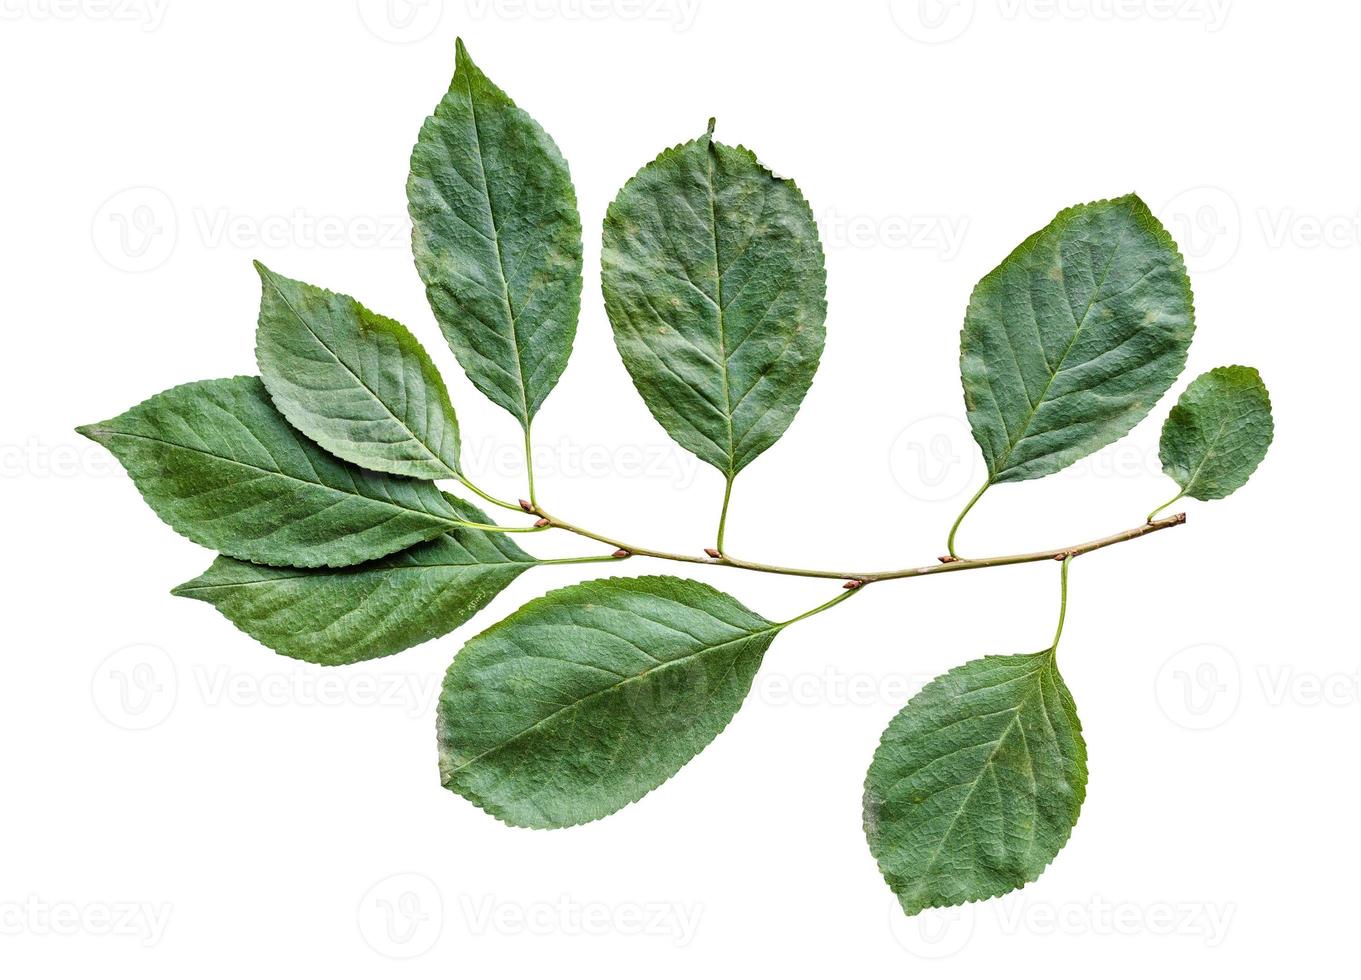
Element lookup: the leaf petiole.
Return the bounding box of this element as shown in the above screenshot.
[523,424,538,507]
[1146,490,1186,524]
[452,519,549,534]
[455,473,524,513]
[1050,554,1074,654]
[716,474,734,554]
[946,480,990,559]
[536,553,631,566]
[777,585,862,629]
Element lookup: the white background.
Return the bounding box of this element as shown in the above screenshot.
[1,0,1353,974]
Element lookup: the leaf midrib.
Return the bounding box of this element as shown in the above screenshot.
[463,77,532,427]
[260,268,453,475]
[95,428,457,526]
[1177,414,1232,495]
[987,232,1125,478]
[444,621,780,778]
[177,557,536,591]
[703,138,737,477]
[911,661,1051,885]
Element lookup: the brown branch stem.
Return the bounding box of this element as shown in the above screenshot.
[528,507,1187,585]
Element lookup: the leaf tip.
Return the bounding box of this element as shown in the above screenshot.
[74,423,105,444]
[453,36,475,76]
[705,116,716,138]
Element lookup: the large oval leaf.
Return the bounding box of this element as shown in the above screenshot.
[1159,365,1273,502]
[438,575,780,828]
[173,498,537,665]
[407,39,582,428]
[78,376,467,568]
[602,124,827,477]
[864,652,1087,915]
[961,195,1195,483]
[254,262,463,480]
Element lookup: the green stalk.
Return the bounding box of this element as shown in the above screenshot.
[716,474,735,554]
[523,424,538,507]
[1050,554,1074,653]
[455,473,523,513]
[778,586,861,628]
[452,519,549,535]
[1147,490,1185,524]
[536,553,631,566]
[947,480,991,559]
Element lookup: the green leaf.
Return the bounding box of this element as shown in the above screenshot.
[1159,365,1273,502]
[864,651,1087,916]
[437,575,779,828]
[961,195,1195,484]
[78,376,472,568]
[407,38,582,428]
[601,122,827,477]
[254,262,462,481]
[172,497,536,665]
